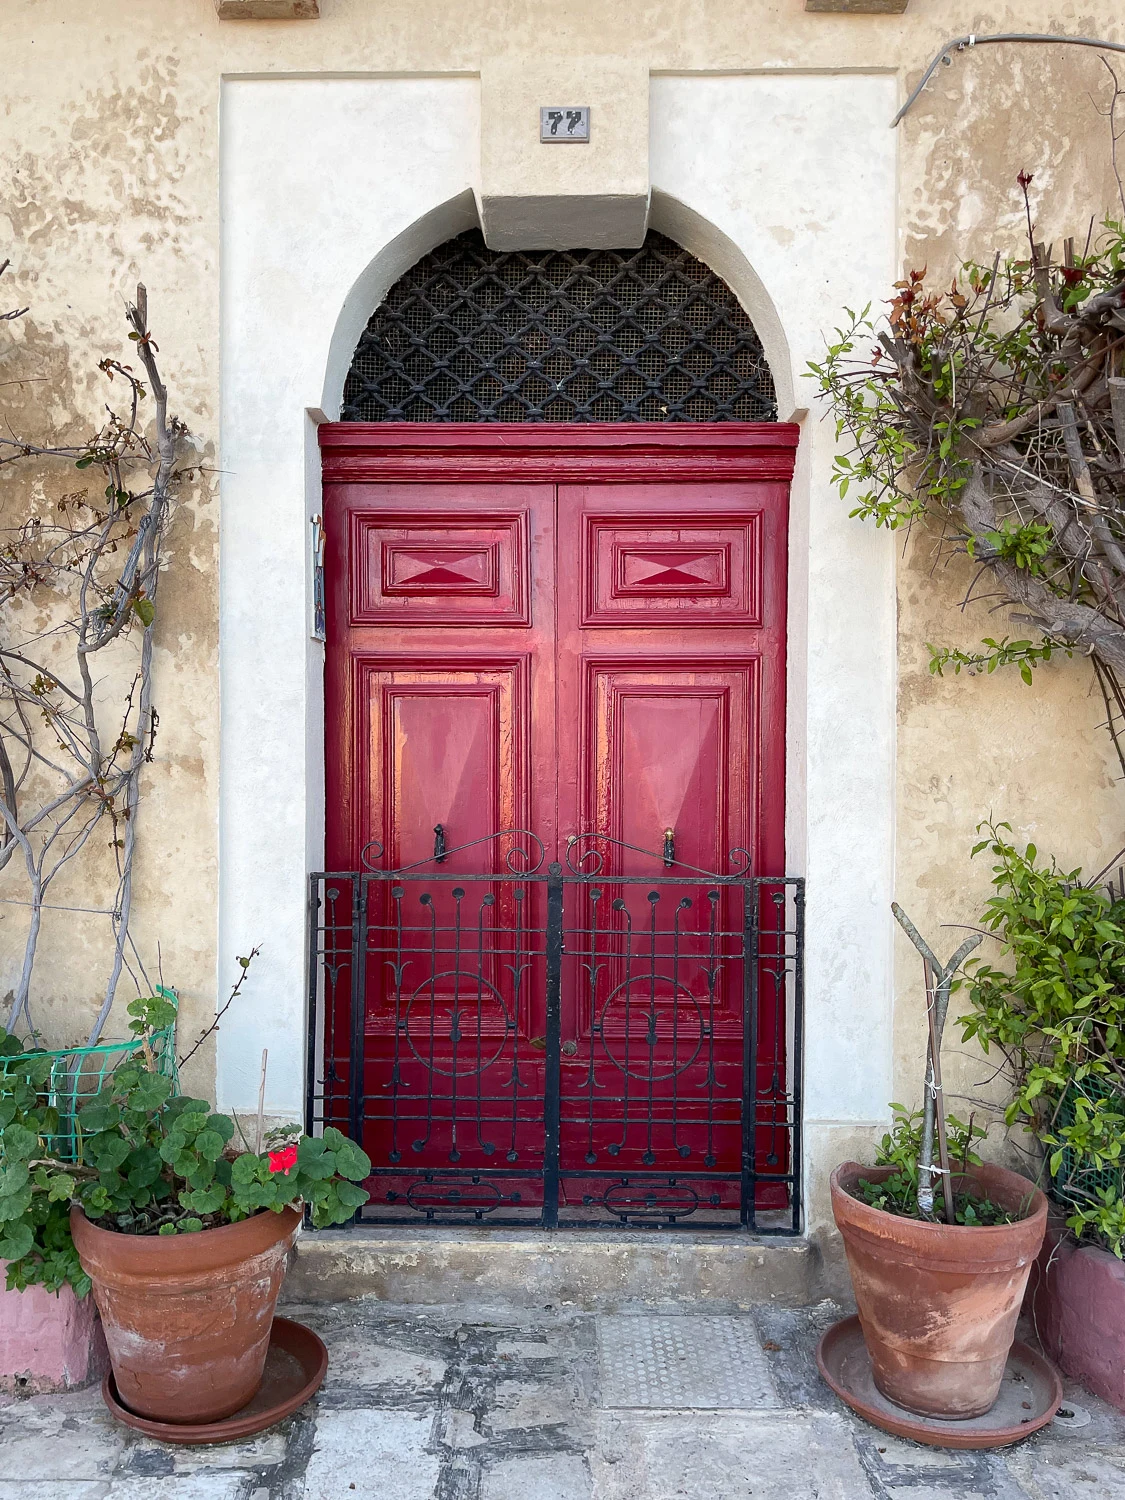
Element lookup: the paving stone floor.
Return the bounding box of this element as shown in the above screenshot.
[2,1299,1124,1499]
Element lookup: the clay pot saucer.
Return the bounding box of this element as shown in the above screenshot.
[817,1315,1062,1450]
[102,1317,327,1445]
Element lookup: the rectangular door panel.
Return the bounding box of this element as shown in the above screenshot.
[556,479,786,1206]
[588,662,754,877]
[359,660,525,873]
[572,658,757,1043]
[357,658,532,1039]
[582,515,761,625]
[351,509,530,625]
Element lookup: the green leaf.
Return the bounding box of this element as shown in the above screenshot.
[78,1102,120,1134]
[127,1072,172,1113]
[0,1223,34,1261]
[335,1181,370,1209]
[180,1185,227,1215]
[0,1162,31,1198]
[231,1153,263,1185]
[331,1138,372,1181]
[195,1129,226,1163]
[89,1135,131,1172]
[126,1147,163,1190]
[1,1123,39,1160]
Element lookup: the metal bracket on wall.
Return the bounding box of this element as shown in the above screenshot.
[215,0,319,18]
[805,1,907,12]
[310,515,326,643]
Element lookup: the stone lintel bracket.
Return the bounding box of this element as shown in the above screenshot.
[478,57,649,252]
[215,0,319,18]
[805,0,908,12]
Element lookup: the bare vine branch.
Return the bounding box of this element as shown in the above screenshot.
[0,259,187,1039]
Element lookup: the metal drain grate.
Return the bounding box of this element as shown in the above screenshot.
[597,1315,780,1410]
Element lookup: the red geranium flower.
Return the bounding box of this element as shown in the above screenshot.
[267,1143,299,1174]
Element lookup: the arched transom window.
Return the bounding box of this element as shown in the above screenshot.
[342,230,777,423]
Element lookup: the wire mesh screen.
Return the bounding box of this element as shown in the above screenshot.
[341,231,777,424]
[0,1024,178,1163]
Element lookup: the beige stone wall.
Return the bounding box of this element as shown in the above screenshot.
[0,0,1122,1140]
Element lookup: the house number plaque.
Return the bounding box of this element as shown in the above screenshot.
[540,106,590,143]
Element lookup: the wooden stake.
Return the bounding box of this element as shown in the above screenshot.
[255,1048,268,1154]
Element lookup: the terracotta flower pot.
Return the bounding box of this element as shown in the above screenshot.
[830,1161,1047,1419]
[70,1204,301,1423]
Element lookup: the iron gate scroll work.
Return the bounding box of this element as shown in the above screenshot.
[306,832,804,1232]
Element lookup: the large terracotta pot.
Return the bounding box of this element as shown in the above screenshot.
[71,1205,301,1423]
[831,1162,1047,1419]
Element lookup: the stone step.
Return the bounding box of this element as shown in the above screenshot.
[283,1227,822,1309]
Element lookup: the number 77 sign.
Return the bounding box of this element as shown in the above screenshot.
[540,106,591,143]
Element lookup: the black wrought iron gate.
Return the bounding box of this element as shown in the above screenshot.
[306,833,804,1233]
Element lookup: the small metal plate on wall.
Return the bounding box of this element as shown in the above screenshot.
[541,106,590,143]
[805,1,908,12]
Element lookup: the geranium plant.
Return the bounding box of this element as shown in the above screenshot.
[72,1061,371,1237]
[0,995,371,1291]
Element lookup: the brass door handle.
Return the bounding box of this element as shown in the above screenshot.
[663,828,675,868]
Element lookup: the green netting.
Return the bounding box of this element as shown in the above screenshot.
[1050,1075,1125,1206]
[0,1023,178,1163]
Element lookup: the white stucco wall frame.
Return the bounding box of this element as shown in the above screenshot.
[218,76,481,1116]
[219,71,899,1231]
[650,74,899,1214]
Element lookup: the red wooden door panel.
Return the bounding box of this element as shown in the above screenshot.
[325,484,556,1204]
[325,484,556,871]
[556,479,787,1204]
[557,479,786,873]
[321,428,795,1219]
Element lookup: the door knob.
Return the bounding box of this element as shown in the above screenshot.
[663,828,675,868]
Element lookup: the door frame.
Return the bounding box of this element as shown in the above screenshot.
[319,422,800,486]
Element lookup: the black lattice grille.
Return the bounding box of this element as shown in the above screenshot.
[341,231,777,423]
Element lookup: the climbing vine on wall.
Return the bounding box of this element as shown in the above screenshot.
[0,263,189,1040]
[811,170,1125,772]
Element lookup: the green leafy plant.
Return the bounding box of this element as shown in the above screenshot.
[960,823,1125,1254]
[853,1103,1016,1225]
[72,1057,370,1235]
[0,1029,89,1295]
[0,998,372,1287]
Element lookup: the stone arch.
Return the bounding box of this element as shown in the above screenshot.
[323,195,795,424]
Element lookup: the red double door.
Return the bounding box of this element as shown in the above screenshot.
[322,426,796,1211]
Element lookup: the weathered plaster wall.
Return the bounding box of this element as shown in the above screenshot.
[893,41,1125,1162]
[0,0,1122,1219]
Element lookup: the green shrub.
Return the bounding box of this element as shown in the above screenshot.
[852,1103,1017,1225]
[961,823,1125,1255]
